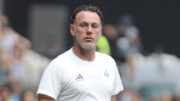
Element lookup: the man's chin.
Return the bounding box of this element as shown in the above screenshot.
[82,44,95,50]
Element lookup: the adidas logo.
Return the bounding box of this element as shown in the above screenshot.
[75,74,84,81]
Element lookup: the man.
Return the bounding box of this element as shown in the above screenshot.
[37,5,123,101]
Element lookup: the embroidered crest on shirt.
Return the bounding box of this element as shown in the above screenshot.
[104,69,109,77]
[75,74,84,81]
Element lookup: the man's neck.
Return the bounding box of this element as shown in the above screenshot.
[73,45,95,61]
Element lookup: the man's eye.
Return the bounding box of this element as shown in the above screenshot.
[80,25,85,27]
[92,24,99,28]
[79,24,86,27]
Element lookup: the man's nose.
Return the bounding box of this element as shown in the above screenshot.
[86,26,92,34]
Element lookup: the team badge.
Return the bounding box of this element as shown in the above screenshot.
[104,69,109,77]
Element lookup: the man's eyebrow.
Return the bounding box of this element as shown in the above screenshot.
[77,21,101,26]
[79,22,87,24]
[92,23,99,25]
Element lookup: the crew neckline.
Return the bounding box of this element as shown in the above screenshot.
[70,48,97,64]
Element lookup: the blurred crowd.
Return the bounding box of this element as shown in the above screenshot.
[0,10,50,101]
[0,8,180,101]
[96,14,180,101]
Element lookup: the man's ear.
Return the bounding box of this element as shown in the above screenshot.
[70,24,75,36]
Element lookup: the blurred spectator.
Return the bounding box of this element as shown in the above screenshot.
[0,14,31,82]
[161,91,172,101]
[173,95,180,101]
[118,90,142,101]
[96,35,111,55]
[116,14,142,80]
[21,89,36,101]
[0,6,50,101]
[0,15,16,73]
[9,79,23,101]
[0,83,14,101]
[117,14,142,56]
[0,12,45,101]
[103,24,121,61]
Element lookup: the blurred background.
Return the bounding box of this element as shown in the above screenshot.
[0,0,180,101]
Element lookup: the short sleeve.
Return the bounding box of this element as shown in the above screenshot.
[37,60,62,100]
[111,60,124,95]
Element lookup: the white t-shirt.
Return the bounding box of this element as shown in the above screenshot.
[37,48,123,101]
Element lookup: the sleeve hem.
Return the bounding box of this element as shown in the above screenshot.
[111,87,124,95]
[37,89,57,100]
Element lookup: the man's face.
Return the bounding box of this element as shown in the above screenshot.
[70,11,102,50]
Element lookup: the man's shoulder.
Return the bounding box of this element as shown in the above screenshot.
[96,51,115,62]
[52,48,72,63]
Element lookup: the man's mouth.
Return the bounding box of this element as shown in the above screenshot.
[84,37,94,42]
